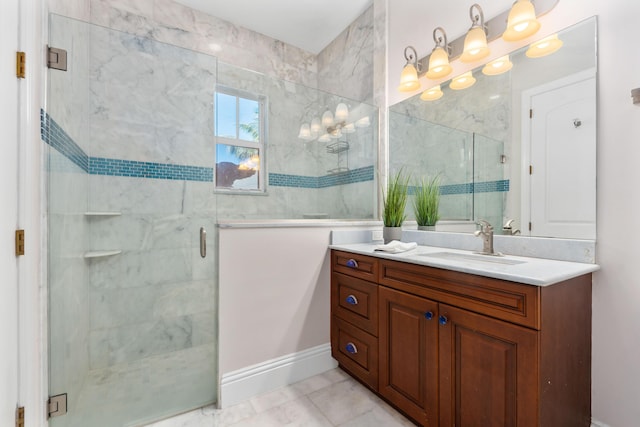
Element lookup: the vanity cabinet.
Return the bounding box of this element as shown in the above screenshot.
[331,250,592,427]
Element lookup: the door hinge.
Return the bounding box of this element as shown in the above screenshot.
[529,165,533,175]
[529,108,533,118]
[529,222,532,231]
[15,406,24,427]
[47,46,68,71]
[16,52,26,79]
[15,230,25,256]
[48,393,67,419]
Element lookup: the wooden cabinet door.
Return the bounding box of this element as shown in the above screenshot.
[438,304,538,427]
[379,286,439,426]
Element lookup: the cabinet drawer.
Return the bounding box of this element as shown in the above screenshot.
[332,272,378,336]
[332,250,378,282]
[331,316,378,390]
[380,259,540,329]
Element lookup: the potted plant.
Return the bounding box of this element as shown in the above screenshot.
[413,175,441,231]
[382,170,410,243]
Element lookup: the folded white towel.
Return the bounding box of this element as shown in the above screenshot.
[374,241,418,254]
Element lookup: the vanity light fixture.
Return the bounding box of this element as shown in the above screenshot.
[526,34,563,58]
[502,0,541,42]
[449,71,476,90]
[298,123,313,141]
[321,110,334,128]
[460,4,490,63]
[426,27,453,80]
[482,55,513,75]
[420,85,443,101]
[299,103,368,142]
[398,46,421,92]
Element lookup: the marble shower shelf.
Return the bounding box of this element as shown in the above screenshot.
[84,250,122,259]
[84,212,122,216]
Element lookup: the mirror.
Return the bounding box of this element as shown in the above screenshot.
[389,17,597,239]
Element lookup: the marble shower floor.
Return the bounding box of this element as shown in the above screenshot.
[145,368,416,427]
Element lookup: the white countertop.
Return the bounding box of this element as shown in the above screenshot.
[330,243,599,286]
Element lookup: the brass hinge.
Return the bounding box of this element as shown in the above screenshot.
[15,406,24,427]
[15,230,25,256]
[529,165,533,175]
[529,108,533,119]
[529,222,532,231]
[16,52,26,79]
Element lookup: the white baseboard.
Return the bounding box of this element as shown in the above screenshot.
[219,343,338,408]
[592,419,610,427]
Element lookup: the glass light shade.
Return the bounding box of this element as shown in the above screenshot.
[449,71,476,90]
[426,46,452,79]
[310,117,321,134]
[335,103,349,122]
[398,63,421,92]
[343,123,356,133]
[460,26,490,63]
[318,133,331,143]
[526,34,563,58]
[482,55,513,76]
[420,85,443,101]
[502,0,541,42]
[298,123,312,140]
[355,116,370,128]
[321,110,334,128]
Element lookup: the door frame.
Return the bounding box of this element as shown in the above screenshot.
[17,0,47,425]
[520,67,597,237]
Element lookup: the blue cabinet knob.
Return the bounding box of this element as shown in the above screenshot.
[346,259,359,269]
[439,315,448,326]
[424,311,434,320]
[345,342,358,354]
[346,295,358,305]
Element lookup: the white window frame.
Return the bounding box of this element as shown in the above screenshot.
[214,86,267,194]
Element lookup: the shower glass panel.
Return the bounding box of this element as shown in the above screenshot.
[46,15,218,426]
[473,133,506,229]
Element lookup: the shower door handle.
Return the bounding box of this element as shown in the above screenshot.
[200,227,207,258]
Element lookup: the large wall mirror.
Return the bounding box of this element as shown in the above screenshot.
[389,17,597,240]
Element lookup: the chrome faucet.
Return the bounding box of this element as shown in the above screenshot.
[502,219,521,236]
[474,219,496,255]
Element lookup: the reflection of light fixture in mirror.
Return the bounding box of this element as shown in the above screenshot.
[426,27,453,80]
[398,46,421,92]
[298,123,312,141]
[317,134,331,143]
[322,110,334,128]
[310,118,321,136]
[482,55,513,75]
[343,123,356,133]
[420,85,443,101]
[450,71,476,90]
[355,116,370,128]
[461,4,490,63]
[502,0,541,42]
[526,34,563,58]
[335,103,349,122]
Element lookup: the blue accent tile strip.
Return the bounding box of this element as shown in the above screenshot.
[270,166,375,189]
[40,109,89,172]
[89,157,213,182]
[438,179,510,195]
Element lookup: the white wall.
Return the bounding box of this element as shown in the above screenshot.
[388,1,640,425]
[218,226,333,374]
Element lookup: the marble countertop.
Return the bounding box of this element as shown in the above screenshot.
[330,243,599,286]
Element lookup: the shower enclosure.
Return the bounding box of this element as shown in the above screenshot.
[46,14,378,427]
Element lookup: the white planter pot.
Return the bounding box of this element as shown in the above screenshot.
[383,226,402,244]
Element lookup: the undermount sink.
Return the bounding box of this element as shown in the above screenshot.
[415,251,526,265]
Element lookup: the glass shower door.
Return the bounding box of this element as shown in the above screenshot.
[46,15,218,426]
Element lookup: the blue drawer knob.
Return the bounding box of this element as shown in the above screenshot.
[346,259,359,269]
[424,311,434,320]
[345,342,358,354]
[346,295,358,305]
[439,315,448,326]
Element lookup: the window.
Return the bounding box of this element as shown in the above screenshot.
[214,87,266,192]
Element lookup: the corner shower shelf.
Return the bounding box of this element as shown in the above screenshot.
[84,250,122,259]
[84,212,122,217]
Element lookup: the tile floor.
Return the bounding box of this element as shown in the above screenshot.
[145,368,415,427]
